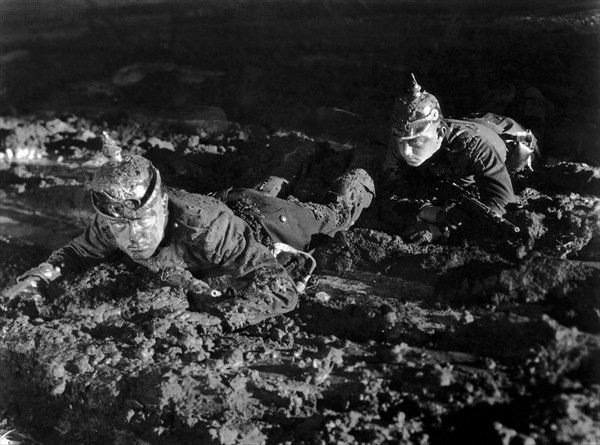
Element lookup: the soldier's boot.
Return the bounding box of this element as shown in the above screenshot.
[252,175,290,198]
[326,168,375,228]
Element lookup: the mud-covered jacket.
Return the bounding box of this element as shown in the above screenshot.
[41,188,298,330]
[383,118,516,214]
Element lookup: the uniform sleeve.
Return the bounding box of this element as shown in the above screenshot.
[45,215,119,276]
[470,140,516,214]
[184,210,298,330]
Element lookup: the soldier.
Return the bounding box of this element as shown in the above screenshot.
[9,132,364,331]
[254,167,375,232]
[383,75,541,243]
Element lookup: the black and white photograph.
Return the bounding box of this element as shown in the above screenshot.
[0,1,598,444]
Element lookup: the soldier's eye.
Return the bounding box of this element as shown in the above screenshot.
[139,217,156,229]
[111,221,128,232]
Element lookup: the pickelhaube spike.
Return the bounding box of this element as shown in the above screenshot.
[102,131,122,162]
[411,73,422,98]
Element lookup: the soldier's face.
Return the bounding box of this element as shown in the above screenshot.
[108,194,168,260]
[394,123,444,167]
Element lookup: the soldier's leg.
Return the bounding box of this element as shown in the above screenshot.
[263,168,375,245]
[252,175,290,198]
[224,184,372,251]
[326,168,375,227]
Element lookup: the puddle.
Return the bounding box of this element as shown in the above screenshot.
[0,205,84,249]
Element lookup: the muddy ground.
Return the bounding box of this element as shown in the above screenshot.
[0,2,599,444]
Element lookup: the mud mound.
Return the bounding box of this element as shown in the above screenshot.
[313,228,442,276]
[533,162,600,196]
[436,256,600,331]
[2,255,598,445]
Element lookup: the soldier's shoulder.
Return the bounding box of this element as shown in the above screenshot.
[444,119,500,154]
[167,188,232,221]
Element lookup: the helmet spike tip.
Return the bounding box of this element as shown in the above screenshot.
[102,131,122,162]
[411,73,422,98]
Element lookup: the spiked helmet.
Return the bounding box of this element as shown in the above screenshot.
[91,132,162,219]
[391,74,442,139]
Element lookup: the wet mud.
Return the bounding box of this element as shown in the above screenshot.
[1,3,599,445]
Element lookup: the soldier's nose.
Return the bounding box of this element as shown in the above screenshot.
[402,143,413,157]
[129,225,143,240]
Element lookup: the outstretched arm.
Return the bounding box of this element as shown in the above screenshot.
[17,215,119,285]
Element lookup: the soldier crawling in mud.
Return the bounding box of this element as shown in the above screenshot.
[8,133,372,331]
[381,75,545,243]
[248,75,544,244]
[253,163,376,234]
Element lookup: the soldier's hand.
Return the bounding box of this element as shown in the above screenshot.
[417,204,443,224]
[187,279,222,309]
[2,276,45,305]
[1,276,48,318]
[436,206,470,230]
[403,222,443,245]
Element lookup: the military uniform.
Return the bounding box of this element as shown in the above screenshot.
[26,187,353,330]
[383,117,517,214]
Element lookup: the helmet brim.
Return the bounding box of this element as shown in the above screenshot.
[392,121,434,140]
